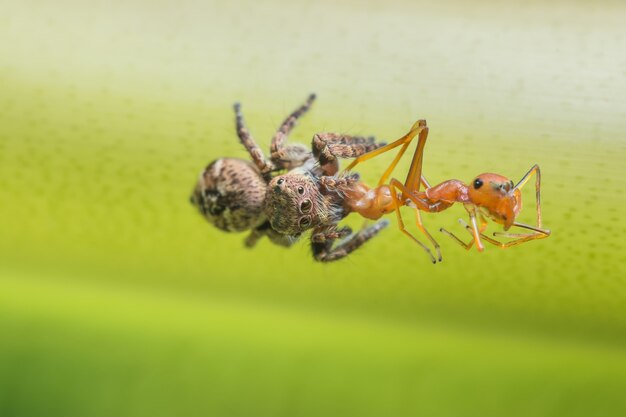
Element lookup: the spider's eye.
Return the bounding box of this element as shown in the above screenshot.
[300,199,312,213]
[299,217,311,228]
[297,186,305,195]
[277,178,284,185]
[473,178,483,189]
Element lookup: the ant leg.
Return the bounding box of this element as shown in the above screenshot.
[494,222,550,238]
[513,164,544,229]
[312,221,389,262]
[233,103,275,175]
[343,120,428,185]
[484,164,550,248]
[270,94,317,170]
[439,215,488,251]
[312,133,385,175]
[486,222,551,248]
[466,209,485,252]
[389,179,438,263]
[450,219,549,249]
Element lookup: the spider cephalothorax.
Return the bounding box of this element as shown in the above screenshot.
[265,168,343,236]
[190,158,266,232]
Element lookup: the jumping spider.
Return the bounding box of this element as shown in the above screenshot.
[190,94,390,260]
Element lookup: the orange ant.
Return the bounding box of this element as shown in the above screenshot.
[339,120,551,262]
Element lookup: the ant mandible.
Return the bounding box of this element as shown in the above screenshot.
[337,120,551,263]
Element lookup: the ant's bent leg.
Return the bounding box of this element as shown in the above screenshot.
[454,218,546,249]
[440,228,475,250]
[494,222,551,238]
[390,179,440,262]
[513,164,544,229]
[467,209,485,252]
[234,103,275,175]
[488,222,551,248]
[270,94,317,170]
[313,133,386,175]
[312,221,389,262]
[343,120,428,189]
[439,217,480,250]
[440,215,488,251]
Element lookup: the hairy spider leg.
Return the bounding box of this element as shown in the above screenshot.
[312,220,389,262]
[314,133,383,175]
[234,102,275,175]
[270,93,316,156]
[269,94,317,168]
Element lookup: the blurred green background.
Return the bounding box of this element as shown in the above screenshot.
[1,0,626,416]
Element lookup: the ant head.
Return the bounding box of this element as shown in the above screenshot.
[265,173,325,235]
[190,158,266,232]
[468,173,521,229]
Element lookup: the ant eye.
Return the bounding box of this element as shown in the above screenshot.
[299,217,311,228]
[300,199,312,213]
[277,178,284,185]
[473,178,483,189]
[297,186,305,195]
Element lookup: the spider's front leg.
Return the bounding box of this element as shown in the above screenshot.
[234,103,276,177]
[311,221,389,262]
[311,226,353,243]
[312,133,386,175]
[245,222,299,248]
[270,94,317,171]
